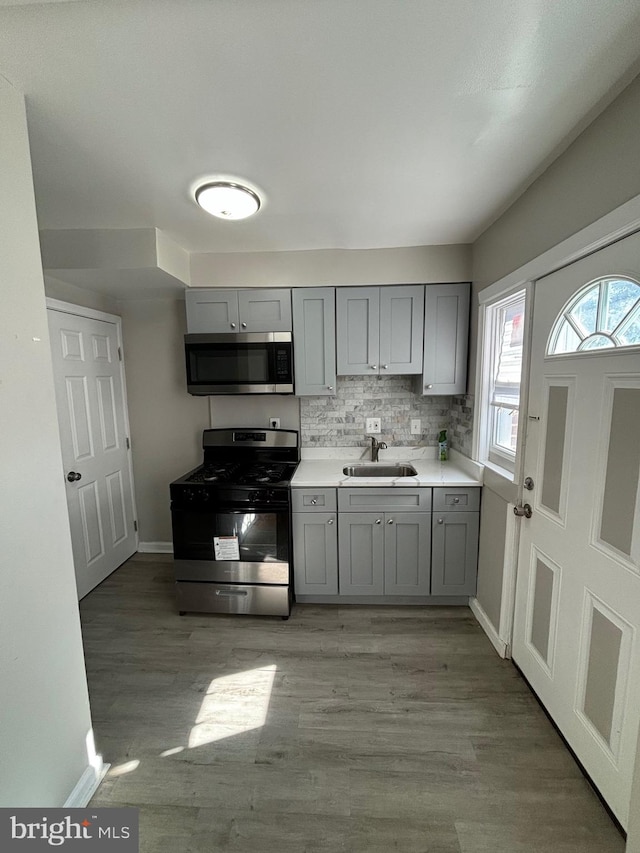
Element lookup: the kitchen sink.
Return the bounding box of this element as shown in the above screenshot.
[342,464,418,478]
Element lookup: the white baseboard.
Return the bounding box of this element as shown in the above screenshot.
[469,597,509,658]
[138,541,173,553]
[64,760,110,807]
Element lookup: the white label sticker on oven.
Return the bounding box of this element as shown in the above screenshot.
[214,536,240,561]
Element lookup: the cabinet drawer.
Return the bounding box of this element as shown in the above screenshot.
[292,488,338,512]
[338,488,431,513]
[433,487,480,512]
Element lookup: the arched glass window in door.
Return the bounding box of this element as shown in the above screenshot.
[548,277,640,355]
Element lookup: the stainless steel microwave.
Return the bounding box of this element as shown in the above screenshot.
[185,332,294,395]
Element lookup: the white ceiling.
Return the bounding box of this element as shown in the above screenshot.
[1,0,640,257]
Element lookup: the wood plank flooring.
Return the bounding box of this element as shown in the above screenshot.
[82,554,624,853]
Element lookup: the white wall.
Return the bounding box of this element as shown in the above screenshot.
[190,244,471,288]
[44,273,120,315]
[119,299,210,544]
[0,76,94,805]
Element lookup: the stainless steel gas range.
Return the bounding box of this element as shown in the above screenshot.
[170,428,299,618]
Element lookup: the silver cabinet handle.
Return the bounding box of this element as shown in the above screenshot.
[327,385,334,391]
[437,518,444,524]
[382,364,388,369]
[375,518,382,524]
[327,519,334,525]
[370,364,377,370]
[452,497,460,504]
[310,498,318,505]
[241,322,247,328]
[387,518,394,524]
[215,588,248,597]
[426,384,433,389]
[230,322,236,329]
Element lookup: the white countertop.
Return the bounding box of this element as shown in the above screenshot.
[292,447,483,488]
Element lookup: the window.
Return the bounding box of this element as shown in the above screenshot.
[477,289,527,476]
[548,277,640,355]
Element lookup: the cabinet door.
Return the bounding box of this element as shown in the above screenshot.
[420,283,470,394]
[379,285,424,374]
[293,512,338,595]
[238,289,292,332]
[338,512,384,595]
[185,290,239,333]
[292,288,336,396]
[336,287,380,375]
[431,510,479,595]
[384,512,431,596]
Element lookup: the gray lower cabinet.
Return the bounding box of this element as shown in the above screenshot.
[292,287,336,396]
[338,487,432,596]
[338,513,385,595]
[383,512,431,595]
[430,510,479,595]
[185,288,292,333]
[292,512,338,595]
[338,504,431,596]
[418,282,470,395]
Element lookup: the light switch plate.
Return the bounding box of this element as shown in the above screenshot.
[410,418,422,435]
[366,417,381,434]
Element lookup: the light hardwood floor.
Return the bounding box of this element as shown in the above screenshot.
[83,554,625,852]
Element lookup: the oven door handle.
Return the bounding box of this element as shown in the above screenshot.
[215,588,249,597]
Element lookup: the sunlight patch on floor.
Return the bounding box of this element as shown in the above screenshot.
[188,665,277,748]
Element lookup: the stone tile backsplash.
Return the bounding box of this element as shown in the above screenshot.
[300,376,474,452]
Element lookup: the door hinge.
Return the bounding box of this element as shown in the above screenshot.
[134,520,138,532]
[118,346,122,361]
[126,436,130,450]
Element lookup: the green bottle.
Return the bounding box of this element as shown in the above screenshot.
[438,429,448,461]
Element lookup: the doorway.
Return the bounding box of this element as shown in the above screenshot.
[47,300,138,598]
[512,232,640,828]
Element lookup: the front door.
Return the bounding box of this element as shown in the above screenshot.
[512,231,640,828]
[47,307,137,598]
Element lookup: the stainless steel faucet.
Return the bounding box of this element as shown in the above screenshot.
[367,435,388,462]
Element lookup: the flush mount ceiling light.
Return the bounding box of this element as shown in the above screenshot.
[194,181,261,220]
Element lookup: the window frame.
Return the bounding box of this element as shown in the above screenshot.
[474,283,533,482]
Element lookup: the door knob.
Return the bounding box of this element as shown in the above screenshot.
[524,477,535,490]
[66,471,82,482]
[514,503,533,518]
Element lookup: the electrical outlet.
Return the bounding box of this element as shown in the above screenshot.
[269,417,280,429]
[366,417,381,434]
[410,418,422,435]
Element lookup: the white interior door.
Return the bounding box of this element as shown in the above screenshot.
[512,232,640,828]
[47,307,137,598]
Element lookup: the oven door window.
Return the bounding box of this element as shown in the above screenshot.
[172,508,289,563]
[188,343,272,384]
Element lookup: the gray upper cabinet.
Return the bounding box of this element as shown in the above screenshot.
[336,286,424,375]
[418,283,470,395]
[185,288,292,333]
[292,288,336,396]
